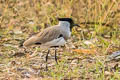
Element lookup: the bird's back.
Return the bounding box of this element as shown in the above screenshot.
[23,25,70,47]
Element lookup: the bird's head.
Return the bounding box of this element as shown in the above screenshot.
[58,18,80,30]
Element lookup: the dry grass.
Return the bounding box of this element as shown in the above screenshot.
[0,0,120,80]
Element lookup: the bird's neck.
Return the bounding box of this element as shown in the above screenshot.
[58,21,71,39]
[58,21,70,28]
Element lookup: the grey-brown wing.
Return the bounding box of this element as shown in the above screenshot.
[23,26,62,47]
[36,27,62,44]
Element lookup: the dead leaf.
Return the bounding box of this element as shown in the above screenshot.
[105,71,113,76]
[72,49,97,54]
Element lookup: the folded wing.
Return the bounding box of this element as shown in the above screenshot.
[23,26,63,47]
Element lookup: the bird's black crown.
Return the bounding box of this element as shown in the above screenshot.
[58,18,80,31]
[58,18,74,24]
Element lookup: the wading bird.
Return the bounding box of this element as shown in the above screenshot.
[22,18,80,69]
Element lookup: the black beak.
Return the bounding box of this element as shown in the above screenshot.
[73,24,80,27]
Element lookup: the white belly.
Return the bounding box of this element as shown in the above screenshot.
[41,37,66,48]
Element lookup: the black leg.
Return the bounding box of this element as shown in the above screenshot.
[46,50,50,62]
[55,48,58,64]
[46,50,50,70]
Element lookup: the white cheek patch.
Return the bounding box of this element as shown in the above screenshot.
[42,37,66,47]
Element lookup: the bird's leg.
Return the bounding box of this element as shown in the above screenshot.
[46,49,50,70]
[55,48,58,64]
[46,50,50,62]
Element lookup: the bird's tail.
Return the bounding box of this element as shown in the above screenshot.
[23,36,38,47]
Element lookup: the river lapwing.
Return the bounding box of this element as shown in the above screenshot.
[22,18,80,69]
